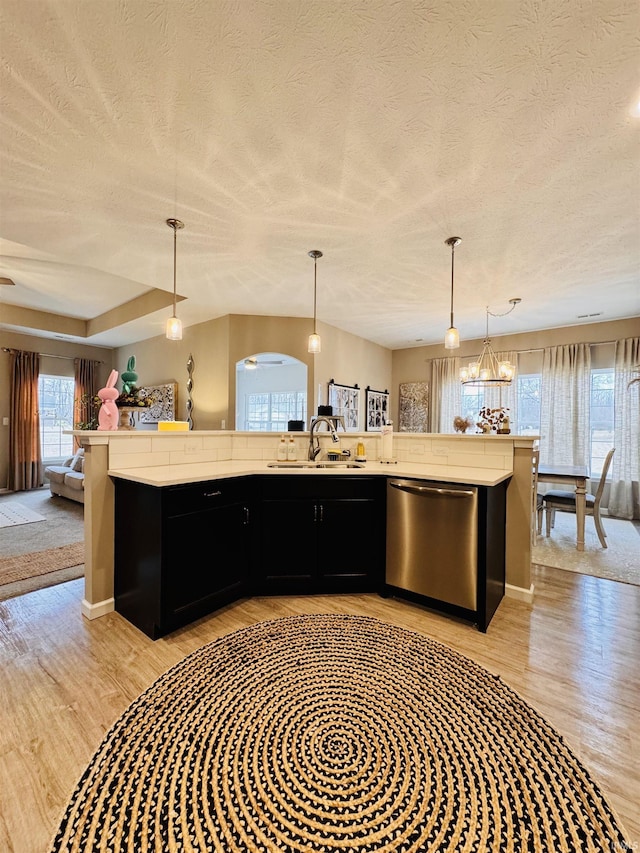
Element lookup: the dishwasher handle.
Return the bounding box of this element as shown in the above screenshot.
[389,481,475,499]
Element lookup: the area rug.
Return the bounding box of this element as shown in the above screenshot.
[0,542,85,587]
[0,501,46,528]
[49,614,630,852]
[532,513,640,586]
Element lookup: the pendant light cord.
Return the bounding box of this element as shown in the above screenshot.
[172,225,177,319]
[166,218,184,320]
[449,241,455,328]
[313,256,317,334]
[307,249,323,334]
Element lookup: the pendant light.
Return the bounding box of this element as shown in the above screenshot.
[460,298,521,386]
[444,236,461,349]
[308,249,323,354]
[165,217,184,341]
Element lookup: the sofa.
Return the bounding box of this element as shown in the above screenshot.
[44,447,85,503]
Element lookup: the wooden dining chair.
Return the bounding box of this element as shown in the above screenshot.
[531,447,543,545]
[543,448,615,548]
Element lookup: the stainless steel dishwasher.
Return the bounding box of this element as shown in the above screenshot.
[386,478,478,611]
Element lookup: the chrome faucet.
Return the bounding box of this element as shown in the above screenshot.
[308,417,341,460]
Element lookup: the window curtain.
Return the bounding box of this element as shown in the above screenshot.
[539,343,591,467]
[8,349,44,491]
[430,357,460,432]
[608,337,640,519]
[74,357,99,444]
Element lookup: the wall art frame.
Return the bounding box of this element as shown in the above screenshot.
[327,380,360,431]
[138,382,177,424]
[365,387,389,432]
[398,381,429,432]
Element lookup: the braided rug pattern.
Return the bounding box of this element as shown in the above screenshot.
[50,615,628,852]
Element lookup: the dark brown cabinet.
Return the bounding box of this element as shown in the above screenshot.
[114,477,252,639]
[253,475,385,595]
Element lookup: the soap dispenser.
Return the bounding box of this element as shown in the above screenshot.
[277,435,288,461]
[287,436,297,460]
[355,441,367,462]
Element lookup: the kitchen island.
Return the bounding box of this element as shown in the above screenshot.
[73,430,537,630]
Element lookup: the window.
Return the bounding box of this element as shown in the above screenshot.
[505,368,613,476]
[245,392,306,432]
[590,369,614,478]
[515,374,541,436]
[461,387,484,427]
[38,374,75,461]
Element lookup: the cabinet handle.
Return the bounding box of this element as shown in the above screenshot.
[314,504,318,523]
[203,490,222,498]
[244,507,250,525]
[319,503,324,522]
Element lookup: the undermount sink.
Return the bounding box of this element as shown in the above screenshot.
[267,461,364,469]
[267,462,316,468]
[316,462,364,468]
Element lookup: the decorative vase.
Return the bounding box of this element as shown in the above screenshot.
[118,407,137,430]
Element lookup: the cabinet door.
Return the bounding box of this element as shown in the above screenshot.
[255,499,316,593]
[163,501,249,630]
[254,476,385,595]
[317,498,383,590]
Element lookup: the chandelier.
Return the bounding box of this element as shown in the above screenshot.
[460,298,521,386]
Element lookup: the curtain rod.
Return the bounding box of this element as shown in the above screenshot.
[517,340,617,355]
[2,347,103,363]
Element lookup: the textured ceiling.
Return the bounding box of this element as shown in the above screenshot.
[1,0,639,350]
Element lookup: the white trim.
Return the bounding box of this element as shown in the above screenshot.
[505,582,535,603]
[81,597,114,620]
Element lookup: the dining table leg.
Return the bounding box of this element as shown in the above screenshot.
[575,480,586,551]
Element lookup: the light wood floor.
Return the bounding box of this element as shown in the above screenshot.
[1,566,639,852]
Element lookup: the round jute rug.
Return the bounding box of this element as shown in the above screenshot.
[49,615,629,852]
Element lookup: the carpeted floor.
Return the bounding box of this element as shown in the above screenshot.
[532,512,640,586]
[0,488,85,600]
[49,614,630,852]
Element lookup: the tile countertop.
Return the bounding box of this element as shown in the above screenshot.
[108,460,512,488]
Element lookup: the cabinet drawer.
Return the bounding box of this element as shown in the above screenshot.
[163,477,249,516]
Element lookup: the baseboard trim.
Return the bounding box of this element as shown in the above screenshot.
[81,597,114,620]
[505,583,535,604]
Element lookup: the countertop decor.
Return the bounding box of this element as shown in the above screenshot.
[115,386,156,430]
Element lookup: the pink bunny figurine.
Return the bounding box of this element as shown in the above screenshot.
[97,370,120,431]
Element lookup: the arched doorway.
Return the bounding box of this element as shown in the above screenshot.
[235,352,307,431]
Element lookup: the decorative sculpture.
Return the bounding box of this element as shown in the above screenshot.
[186,353,194,429]
[121,356,138,395]
[97,370,120,431]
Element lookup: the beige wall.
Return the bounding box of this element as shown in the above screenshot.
[390,317,640,427]
[113,314,393,431]
[112,315,232,430]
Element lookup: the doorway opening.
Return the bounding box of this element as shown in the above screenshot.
[235,353,307,431]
